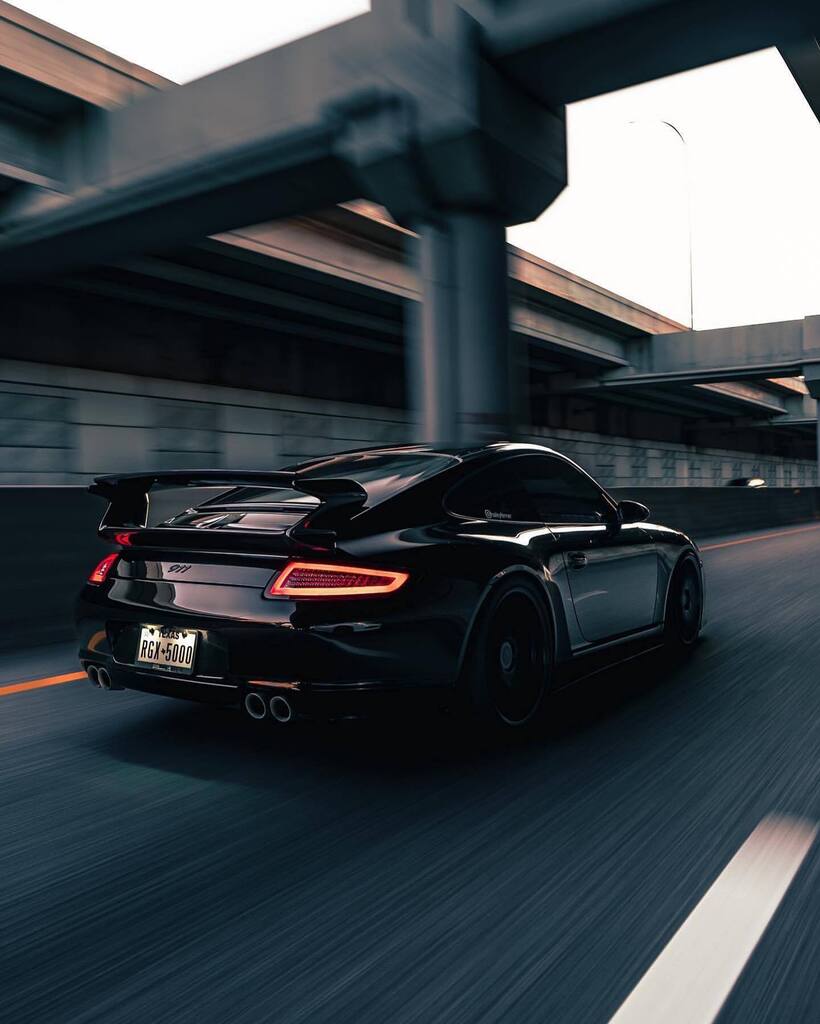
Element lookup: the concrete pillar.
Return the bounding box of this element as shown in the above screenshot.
[407,223,458,442]
[409,213,512,445]
[450,213,512,443]
[810,403,818,487]
[804,366,820,486]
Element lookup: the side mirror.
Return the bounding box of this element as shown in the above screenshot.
[618,499,650,524]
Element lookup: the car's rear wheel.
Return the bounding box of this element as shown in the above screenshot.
[463,579,552,730]
[665,556,702,650]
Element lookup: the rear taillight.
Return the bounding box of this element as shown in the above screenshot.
[265,561,408,598]
[88,553,119,586]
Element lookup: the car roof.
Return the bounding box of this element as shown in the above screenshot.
[291,440,563,471]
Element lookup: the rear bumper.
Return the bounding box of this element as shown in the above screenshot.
[78,657,451,720]
[81,659,241,705]
[76,578,464,712]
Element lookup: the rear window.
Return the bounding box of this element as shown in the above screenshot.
[204,451,458,509]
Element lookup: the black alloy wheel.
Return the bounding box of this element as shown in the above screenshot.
[466,580,552,729]
[666,557,702,649]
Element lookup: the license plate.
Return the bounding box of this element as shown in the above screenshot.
[136,626,198,674]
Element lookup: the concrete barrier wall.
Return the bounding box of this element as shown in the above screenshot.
[1,488,109,651]
[0,487,217,651]
[611,487,820,541]
[2,485,819,651]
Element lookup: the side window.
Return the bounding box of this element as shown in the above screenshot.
[446,463,535,522]
[514,456,610,523]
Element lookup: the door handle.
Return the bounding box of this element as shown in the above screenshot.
[568,552,587,569]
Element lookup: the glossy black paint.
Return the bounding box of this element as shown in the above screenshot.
[76,442,704,718]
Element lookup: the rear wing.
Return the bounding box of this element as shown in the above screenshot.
[88,470,368,548]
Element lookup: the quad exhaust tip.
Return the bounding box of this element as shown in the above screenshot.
[87,665,115,689]
[244,691,268,721]
[269,695,294,724]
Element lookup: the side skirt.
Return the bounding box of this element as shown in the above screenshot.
[556,625,666,690]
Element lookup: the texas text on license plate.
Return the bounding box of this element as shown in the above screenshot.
[136,626,198,674]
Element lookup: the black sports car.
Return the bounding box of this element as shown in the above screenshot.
[77,442,705,729]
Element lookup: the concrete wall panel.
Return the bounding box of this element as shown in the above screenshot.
[0,358,815,488]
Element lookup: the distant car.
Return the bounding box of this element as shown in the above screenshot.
[77,443,705,731]
[726,477,767,487]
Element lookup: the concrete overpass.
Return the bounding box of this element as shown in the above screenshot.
[0,0,817,479]
[1,0,817,263]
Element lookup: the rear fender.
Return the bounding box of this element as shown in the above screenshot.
[455,564,572,685]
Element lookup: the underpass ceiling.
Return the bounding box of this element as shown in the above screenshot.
[0,1,813,441]
[781,36,820,121]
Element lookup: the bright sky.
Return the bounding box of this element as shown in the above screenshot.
[13,1,820,330]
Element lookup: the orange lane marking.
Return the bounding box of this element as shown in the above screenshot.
[0,671,86,697]
[701,522,820,552]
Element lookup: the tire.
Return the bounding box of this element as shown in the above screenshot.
[664,555,703,651]
[462,578,553,731]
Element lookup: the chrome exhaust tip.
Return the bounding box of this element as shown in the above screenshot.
[97,667,112,690]
[244,692,267,721]
[269,695,293,724]
[87,665,100,687]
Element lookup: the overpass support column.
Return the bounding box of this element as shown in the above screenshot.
[408,221,458,443]
[451,213,512,444]
[409,213,512,444]
[807,399,820,486]
[805,366,820,486]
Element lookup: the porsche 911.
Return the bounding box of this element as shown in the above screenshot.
[77,442,704,730]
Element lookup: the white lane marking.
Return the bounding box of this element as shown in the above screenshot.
[609,815,817,1024]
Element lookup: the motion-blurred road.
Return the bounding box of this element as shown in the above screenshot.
[2,526,819,1024]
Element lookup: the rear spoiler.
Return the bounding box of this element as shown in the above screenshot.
[88,470,368,549]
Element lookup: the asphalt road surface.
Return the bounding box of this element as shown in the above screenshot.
[2,524,819,1024]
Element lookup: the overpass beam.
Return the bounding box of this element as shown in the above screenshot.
[409,213,511,443]
[780,38,820,122]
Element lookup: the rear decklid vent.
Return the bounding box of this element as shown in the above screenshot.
[164,509,313,533]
